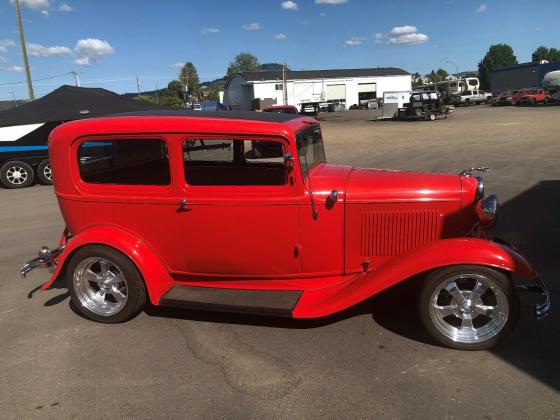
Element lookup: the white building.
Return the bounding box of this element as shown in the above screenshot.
[223,68,411,111]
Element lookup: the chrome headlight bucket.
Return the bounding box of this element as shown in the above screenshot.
[476,194,499,225]
[475,176,484,201]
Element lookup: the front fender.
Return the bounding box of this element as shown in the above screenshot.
[42,226,174,305]
[294,238,537,318]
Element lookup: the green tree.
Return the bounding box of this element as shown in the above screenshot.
[166,80,183,98]
[159,95,184,108]
[207,80,225,101]
[179,62,200,99]
[532,46,560,63]
[478,44,517,91]
[227,52,261,76]
[427,68,449,84]
[532,46,549,62]
[134,95,158,105]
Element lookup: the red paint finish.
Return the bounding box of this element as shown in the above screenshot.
[40,113,544,317]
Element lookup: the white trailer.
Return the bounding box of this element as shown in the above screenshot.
[379,91,413,119]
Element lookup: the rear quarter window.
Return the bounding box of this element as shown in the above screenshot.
[78,139,170,185]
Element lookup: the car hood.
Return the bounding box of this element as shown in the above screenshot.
[344,167,462,203]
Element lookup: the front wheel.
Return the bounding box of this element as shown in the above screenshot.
[37,159,53,185]
[66,245,147,323]
[428,113,436,121]
[419,265,519,350]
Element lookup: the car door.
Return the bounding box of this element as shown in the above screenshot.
[178,136,301,277]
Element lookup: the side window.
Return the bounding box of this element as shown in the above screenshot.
[183,139,286,186]
[78,139,170,185]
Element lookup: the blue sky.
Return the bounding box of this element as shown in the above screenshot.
[0,0,559,100]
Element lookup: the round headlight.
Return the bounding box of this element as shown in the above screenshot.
[476,194,499,225]
[475,176,484,200]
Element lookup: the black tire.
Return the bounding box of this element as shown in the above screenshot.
[0,160,35,189]
[429,113,436,121]
[414,108,423,117]
[419,265,519,350]
[37,159,54,185]
[464,99,470,107]
[66,245,147,323]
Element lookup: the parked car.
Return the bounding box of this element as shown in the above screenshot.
[263,105,299,114]
[450,90,491,106]
[21,111,549,350]
[327,102,345,112]
[490,90,518,106]
[518,88,551,105]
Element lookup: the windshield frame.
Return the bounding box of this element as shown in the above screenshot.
[295,124,327,178]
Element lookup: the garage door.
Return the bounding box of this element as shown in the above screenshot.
[326,84,346,101]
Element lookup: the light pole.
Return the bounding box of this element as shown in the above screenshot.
[446,60,459,77]
[10,91,18,107]
[14,0,34,100]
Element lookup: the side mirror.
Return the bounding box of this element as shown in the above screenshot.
[284,153,295,170]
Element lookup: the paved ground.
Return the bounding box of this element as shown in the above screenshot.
[1,105,559,419]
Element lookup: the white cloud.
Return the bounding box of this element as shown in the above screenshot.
[389,26,417,35]
[74,38,114,66]
[200,27,219,34]
[40,10,49,16]
[242,22,262,30]
[344,37,365,47]
[476,4,487,13]
[387,25,428,45]
[373,33,383,44]
[281,1,298,10]
[6,65,25,72]
[58,3,73,12]
[169,62,185,69]
[9,0,50,11]
[275,33,287,40]
[26,42,71,57]
[320,12,326,16]
[0,56,8,64]
[315,0,348,4]
[0,39,15,53]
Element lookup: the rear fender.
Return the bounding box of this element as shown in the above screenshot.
[42,226,174,305]
[294,238,536,318]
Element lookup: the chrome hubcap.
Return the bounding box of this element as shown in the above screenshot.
[43,164,53,181]
[73,257,128,316]
[6,166,28,185]
[429,274,508,343]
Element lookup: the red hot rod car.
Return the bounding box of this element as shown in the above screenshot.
[21,110,549,350]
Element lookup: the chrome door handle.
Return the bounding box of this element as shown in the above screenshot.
[178,197,188,211]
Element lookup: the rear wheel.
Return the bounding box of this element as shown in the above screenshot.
[414,107,423,117]
[37,159,53,185]
[419,265,519,350]
[428,113,436,121]
[0,160,35,189]
[464,99,470,107]
[66,245,147,323]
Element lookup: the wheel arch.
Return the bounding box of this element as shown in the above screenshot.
[293,238,536,318]
[43,226,174,304]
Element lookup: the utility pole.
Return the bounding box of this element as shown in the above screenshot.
[136,76,141,95]
[71,71,81,87]
[14,0,34,100]
[155,83,159,104]
[282,63,288,105]
[10,92,18,107]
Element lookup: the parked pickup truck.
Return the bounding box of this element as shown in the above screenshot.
[451,90,492,106]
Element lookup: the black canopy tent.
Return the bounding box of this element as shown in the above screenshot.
[0,85,163,189]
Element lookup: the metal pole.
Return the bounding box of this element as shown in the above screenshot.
[14,0,34,100]
[446,60,459,77]
[10,92,18,107]
[136,76,141,95]
[282,63,288,105]
[71,71,81,87]
[155,83,159,104]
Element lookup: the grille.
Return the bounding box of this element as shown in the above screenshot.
[360,210,441,256]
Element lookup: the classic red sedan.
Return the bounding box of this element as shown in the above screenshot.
[21,110,549,350]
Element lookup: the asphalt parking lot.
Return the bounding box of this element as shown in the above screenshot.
[1,105,559,419]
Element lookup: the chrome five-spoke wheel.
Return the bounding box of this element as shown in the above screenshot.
[66,245,146,323]
[420,266,519,350]
[429,274,508,344]
[73,257,128,316]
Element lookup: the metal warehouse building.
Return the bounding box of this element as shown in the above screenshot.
[491,61,560,94]
[223,67,411,111]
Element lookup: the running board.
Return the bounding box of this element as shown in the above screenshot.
[159,285,302,317]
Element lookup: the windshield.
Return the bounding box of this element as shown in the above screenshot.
[296,126,326,177]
